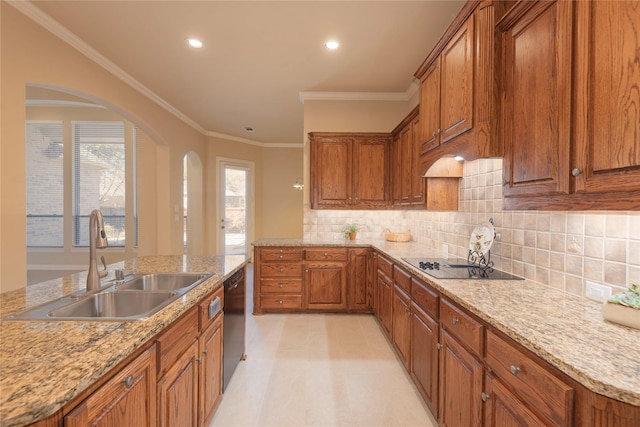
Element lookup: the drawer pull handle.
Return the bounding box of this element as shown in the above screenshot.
[203,349,208,355]
[123,375,134,388]
[452,317,459,325]
[197,357,202,364]
[510,365,521,376]
[404,307,412,316]
[481,392,490,402]
[279,284,284,288]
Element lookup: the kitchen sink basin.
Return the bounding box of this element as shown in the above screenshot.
[47,291,177,320]
[115,272,212,292]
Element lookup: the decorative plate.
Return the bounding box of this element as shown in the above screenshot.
[469,222,495,256]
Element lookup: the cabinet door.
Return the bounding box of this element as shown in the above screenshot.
[400,125,413,203]
[311,136,353,207]
[484,374,546,427]
[157,340,199,427]
[573,0,640,195]
[410,115,425,203]
[305,262,348,310]
[378,272,393,339]
[65,345,157,427]
[501,0,573,198]
[352,136,390,207]
[392,285,412,371]
[439,330,483,427]
[198,316,223,427]
[419,59,441,153]
[348,248,371,311]
[391,135,402,205]
[440,18,474,144]
[411,304,439,418]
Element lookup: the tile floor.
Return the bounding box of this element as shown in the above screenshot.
[210,312,438,427]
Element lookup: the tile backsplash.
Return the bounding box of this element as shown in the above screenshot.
[304,158,640,298]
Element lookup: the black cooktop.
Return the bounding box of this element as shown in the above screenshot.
[402,257,524,280]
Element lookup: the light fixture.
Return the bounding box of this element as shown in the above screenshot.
[324,40,339,50]
[244,126,255,133]
[185,38,203,49]
[293,178,304,190]
[454,155,465,162]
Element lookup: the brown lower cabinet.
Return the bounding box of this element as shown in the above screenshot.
[65,345,157,427]
[59,283,227,427]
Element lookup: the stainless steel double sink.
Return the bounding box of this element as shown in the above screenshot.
[5,272,215,321]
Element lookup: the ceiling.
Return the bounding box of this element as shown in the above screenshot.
[26,1,465,145]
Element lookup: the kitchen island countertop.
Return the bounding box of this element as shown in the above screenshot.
[253,238,640,407]
[0,255,248,427]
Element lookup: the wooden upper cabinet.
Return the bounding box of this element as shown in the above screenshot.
[310,133,390,209]
[440,18,474,144]
[500,0,573,199]
[573,0,640,195]
[500,0,640,209]
[419,59,442,154]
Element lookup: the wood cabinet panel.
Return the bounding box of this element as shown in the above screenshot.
[198,316,223,427]
[411,304,439,419]
[377,270,393,339]
[392,284,412,371]
[348,248,371,311]
[393,265,411,294]
[260,248,304,262]
[259,263,303,277]
[305,261,348,310]
[310,133,391,209]
[254,247,304,314]
[486,330,574,427]
[305,248,348,262]
[157,340,199,427]
[439,330,483,427]
[376,254,393,278]
[440,299,483,357]
[259,278,302,294]
[419,60,441,154]
[484,374,547,427]
[156,308,199,377]
[501,0,572,198]
[410,115,425,203]
[573,0,640,195]
[440,18,474,144]
[411,276,439,320]
[198,286,223,331]
[260,294,303,310]
[65,345,157,427]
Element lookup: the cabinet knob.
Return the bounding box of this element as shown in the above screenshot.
[203,349,208,355]
[452,317,459,325]
[437,343,443,350]
[196,357,202,364]
[324,252,328,257]
[279,268,284,272]
[432,132,437,137]
[279,284,284,288]
[481,392,490,402]
[278,300,283,304]
[502,179,508,186]
[279,255,284,259]
[510,365,521,376]
[123,375,134,388]
[305,269,309,273]
[571,168,583,177]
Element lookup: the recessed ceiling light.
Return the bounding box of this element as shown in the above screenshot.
[244,126,255,133]
[324,40,339,50]
[185,38,203,49]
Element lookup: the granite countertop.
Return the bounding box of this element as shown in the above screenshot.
[253,238,640,406]
[0,255,249,427]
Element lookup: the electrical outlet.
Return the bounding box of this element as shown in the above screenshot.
[585,281,612,303]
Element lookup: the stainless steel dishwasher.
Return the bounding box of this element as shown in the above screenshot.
[223,267,246,390]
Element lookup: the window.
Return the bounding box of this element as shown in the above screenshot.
[25,121,64,247]
[73,121,126,247]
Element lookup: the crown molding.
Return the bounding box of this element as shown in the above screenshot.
[26,99,106,109]
[206,131,304,148]
[299,81,419,104]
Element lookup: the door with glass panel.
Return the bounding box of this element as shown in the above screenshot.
[217,159,253,256]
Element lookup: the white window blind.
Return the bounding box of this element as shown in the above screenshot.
[26,121,64,247]
[73,121,126,247]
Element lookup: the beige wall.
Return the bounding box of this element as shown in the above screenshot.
[1,4,207,291]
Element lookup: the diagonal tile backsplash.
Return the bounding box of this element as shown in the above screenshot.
[304,158,640,298]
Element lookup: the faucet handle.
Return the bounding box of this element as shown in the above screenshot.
[98,256,108,278]
[115,269,125,281]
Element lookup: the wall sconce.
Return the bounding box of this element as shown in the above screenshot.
[293,177,304,190]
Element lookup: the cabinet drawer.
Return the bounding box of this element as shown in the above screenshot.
[260,248,303,262]
[411,277,438,319]
[156,307,199,377]
[305,248,348,261]
[198,286,224,331]
[260,263,303,277]
[393,265,411,293]
[260,278,302,294]
[377,254,393,277]
[486,330,574,427]
[440,299,483,356]
[261,294,303,310]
